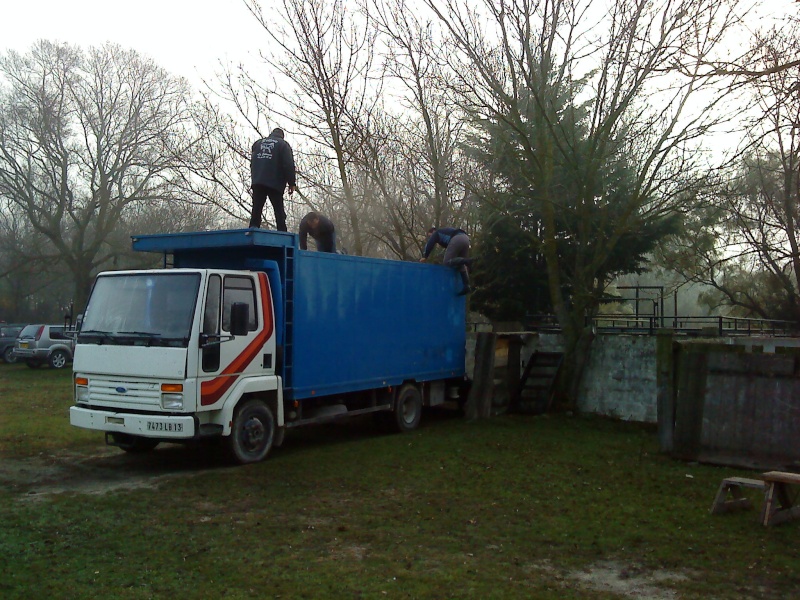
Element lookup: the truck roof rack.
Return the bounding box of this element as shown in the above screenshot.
[132,228,297,253]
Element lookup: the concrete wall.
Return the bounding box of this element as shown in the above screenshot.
[466,331,660,422]
[577,335,658,423]
[468,329,800,426]
[576,334,800,425]
[488,332,659,423]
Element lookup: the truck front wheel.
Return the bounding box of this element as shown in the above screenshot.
[393,383,422,432]
[227,400,275,464]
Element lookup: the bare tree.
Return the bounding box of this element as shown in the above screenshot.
[0,203,70,320]
[171,95,254,226]
[665,24,800,321]
[363,0,475,258]
[0,41,195,312]
[240,0,384,255]
[675,8,800,80]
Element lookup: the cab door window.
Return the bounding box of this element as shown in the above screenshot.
[222,276,257,332]
[202,275,221,372]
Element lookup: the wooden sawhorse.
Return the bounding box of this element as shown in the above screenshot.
[710,477,767,515]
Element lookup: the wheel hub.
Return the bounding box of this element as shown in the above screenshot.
[401,398,416,424]
[243,417,265,450]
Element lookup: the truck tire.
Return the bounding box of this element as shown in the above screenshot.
[227,400,275,464]
[112,433,160,453]
[49,350,69,369]
[3,347,17,364]
[392,383,422,432]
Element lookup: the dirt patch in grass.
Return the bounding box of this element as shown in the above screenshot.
[0,444,229,501]
[571,561,688,599]
[527,560,689,599]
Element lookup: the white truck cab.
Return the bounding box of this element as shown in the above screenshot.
[70,268,282,462]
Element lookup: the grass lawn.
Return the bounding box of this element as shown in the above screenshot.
[1,362,798,599]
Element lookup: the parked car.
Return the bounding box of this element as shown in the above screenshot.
[14,324,75,369]
[0,323,27,363]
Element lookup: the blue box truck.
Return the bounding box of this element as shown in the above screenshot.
[70,229,467,463]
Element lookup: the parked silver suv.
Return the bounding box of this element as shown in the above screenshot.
[1,323,27,363]
[14,324,75,369]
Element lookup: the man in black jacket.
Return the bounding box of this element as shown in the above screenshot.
[249,128,296,231]
[298,212,336,253]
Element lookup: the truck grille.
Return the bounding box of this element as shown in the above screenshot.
[88,379,161,408]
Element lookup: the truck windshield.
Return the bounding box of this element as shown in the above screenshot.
[79,273,201,347]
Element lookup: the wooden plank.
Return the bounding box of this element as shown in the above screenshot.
[465,332,496,421]
[656,332,676,453]
[713,498,754,513]
[762,471,800,485]
[505,336,521,400]
[673,350,708,460]
[724,477,767,489]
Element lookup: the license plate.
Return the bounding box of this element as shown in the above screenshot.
[19,342,28,349]
[146,421,183,432]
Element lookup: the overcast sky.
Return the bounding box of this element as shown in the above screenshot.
[1,0,797,123]
[3,0,797,87]
[1,0,266,86]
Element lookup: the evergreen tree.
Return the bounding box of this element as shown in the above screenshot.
[468,85,680,324]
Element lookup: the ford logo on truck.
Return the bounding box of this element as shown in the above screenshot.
[116,387,127,394]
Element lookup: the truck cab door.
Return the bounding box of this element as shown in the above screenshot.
[198,273,274,408]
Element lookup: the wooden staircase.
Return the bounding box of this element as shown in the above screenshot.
[511,351,563,414]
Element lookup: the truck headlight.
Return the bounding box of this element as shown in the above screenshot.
[75,385,89,403]
[75,376,89,403]
[161,394,184,410]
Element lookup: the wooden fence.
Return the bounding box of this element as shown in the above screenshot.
[658,337,800,470]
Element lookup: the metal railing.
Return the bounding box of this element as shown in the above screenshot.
[589,314,799,336]
[483,314,800,337]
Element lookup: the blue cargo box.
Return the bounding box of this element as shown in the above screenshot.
[132,229,466,401]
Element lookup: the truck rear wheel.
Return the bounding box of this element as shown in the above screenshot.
[393,383,422,432]
[49,350,68,369]
[227,400,275,464]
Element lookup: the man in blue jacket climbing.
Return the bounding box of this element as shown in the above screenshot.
[249,128,296,231]
[420,226,473,295]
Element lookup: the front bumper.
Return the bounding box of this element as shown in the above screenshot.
[70,406,196,439]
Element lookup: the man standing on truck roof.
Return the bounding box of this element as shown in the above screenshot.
[298,211,337,253]
[249,128,297,231]
[420,226,474,296]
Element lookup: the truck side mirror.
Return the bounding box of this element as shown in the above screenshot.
[230,302,250,336]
